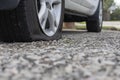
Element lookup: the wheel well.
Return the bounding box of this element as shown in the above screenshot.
[64,14,87,22]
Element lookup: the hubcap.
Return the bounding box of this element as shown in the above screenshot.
[36,0,62,36]
[99,0,103,27]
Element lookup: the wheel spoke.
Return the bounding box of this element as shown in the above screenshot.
[38,1,48,29]
[48,10,57,32]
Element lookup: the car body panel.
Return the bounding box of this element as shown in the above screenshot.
[0,0,20,10]
[65,0,99,16]
[0,0,99,16]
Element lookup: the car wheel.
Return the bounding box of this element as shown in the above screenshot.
[0,0,64,42]
[86,0,103,32]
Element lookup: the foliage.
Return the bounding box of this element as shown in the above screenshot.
[103,0,114,20]
[111,7,120,20]
[103,0,114,11]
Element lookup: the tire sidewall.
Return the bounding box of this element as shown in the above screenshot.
[87,0,103,32]
[24,0,64,41]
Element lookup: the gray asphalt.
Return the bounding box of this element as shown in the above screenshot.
[0,30,120,80]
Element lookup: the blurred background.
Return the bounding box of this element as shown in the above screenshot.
[64,0,120,31]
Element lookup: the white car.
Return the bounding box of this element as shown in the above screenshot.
[0,0,103,42]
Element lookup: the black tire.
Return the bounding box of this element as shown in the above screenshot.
[0,0,64,42]
[86,0,103,32]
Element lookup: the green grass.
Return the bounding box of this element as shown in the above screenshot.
[76,25,120,31]
[76,26,86,30]
[80,22,86,24]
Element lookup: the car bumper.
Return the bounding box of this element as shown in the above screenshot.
[0,0,20,10]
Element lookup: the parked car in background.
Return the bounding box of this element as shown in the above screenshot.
[0,0,103,42]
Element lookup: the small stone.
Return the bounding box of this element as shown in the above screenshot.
[65,65,73,73]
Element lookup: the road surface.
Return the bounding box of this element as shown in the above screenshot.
[103,21,120,28]
[76,21,120,29]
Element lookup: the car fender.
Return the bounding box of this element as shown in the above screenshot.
[0,0,20,10]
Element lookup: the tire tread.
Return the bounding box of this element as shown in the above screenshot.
[0,0,32,42]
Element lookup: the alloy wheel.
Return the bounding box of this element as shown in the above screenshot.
[36,0,62,36]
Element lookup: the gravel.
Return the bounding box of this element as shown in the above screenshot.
[0,30,120,80]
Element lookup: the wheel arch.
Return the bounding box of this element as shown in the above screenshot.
[91,0,103,16]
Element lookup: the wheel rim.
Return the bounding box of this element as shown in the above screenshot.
[99,0,103,27]
[36,0,62,36]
